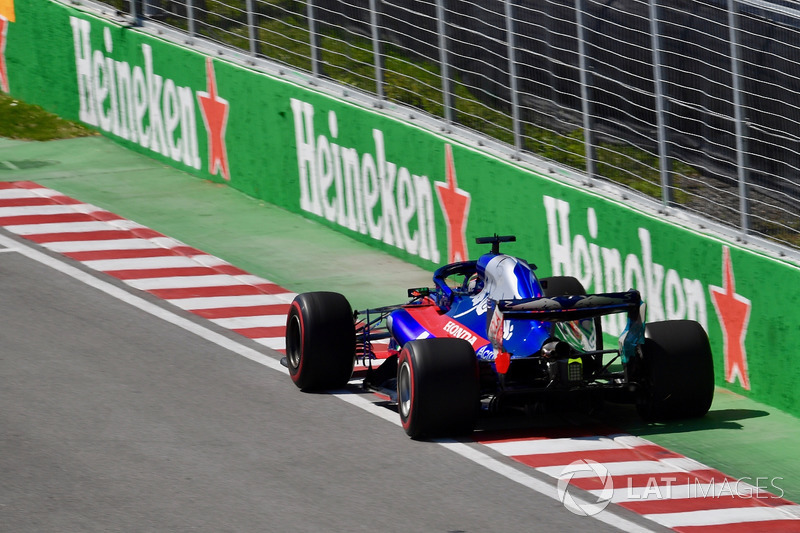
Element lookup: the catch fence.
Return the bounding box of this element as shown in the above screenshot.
[95,0,800,253]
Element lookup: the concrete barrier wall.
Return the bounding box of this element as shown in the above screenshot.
[5,0,800,416]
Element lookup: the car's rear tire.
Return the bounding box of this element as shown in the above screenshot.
[636,320,715,420]
[539,275,603,364]
[397,338,479,439]
[285,292,356,391]
[539,276,587,297]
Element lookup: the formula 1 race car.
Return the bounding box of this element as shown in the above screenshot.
[283,235,714,438]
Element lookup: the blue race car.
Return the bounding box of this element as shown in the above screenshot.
[283,235,714,438]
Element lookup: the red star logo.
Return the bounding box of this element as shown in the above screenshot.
[0,16,10,93]
[434,144,471,263]
[197,58,230,181]
[709,246,751,390]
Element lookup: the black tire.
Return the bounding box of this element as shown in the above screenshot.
[636,320,715,421]
[285,292,356,391]
[397,338,479,439]
[539,275,604,356]
[540,276,587,297]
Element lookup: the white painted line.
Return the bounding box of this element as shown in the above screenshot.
[599,483,759,503]
[659,456,708,472]
[0,204,93,216]
[0,189,43,199]
[253,337,286,350]
[190,254,233,267]
[235,274,277,286]
[83,255,206,271]
[538,457,704,478]
[105,219,148,231]
[613,435,659,448]
[209,315,286,329]
[23,187,66,198]
[5,221,116,235]
[645,504,800,528]
[44,239,161,253]
[126,274,251,290]
[170,294,296,310]
[149,236,190,249]
[484,435,651,456]
[70,203,107,215]
[0,232,658,533]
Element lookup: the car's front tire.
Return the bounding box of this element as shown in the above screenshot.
[397,338,479,439]
[285,291,356,391]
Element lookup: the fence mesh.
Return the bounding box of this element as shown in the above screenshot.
[100,0,800,252]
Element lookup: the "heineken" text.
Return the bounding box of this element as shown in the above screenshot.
[544,195,708,335]
[291,98,440,263]
[70,17,200,170]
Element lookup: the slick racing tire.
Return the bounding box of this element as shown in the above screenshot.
[539,276,587,298]
[397,338,479,439]
[636,320,715,421]
[285,292,356,391]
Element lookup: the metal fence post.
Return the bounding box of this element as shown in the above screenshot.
[649,0,672,206]
[307,0,320,78]
[728,0,749,235]
[187,0,196,39]
[505,0,522,154]
[436,0,452,124]
[246,0,257,57]
[369,0,384,101]
[575,0,596,182]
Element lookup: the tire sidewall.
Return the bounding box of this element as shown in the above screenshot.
[398,347,420,435]
[286,301,306,385]
[285,292,356,391]
[396,338,478,439]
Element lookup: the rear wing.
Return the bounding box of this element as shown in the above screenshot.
[489,290,645,363]
[496,290,643,322]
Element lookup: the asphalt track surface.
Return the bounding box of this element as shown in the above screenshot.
[2,136,800,531]
[0,209,651,532]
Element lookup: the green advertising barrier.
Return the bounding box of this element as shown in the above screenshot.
[5,0,800,416]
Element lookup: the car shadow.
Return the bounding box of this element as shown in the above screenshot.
[469,403,771,441]
[611,406,771,436]
[344,381,772,440]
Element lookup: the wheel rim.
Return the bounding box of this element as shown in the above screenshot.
[398,360,411,418]
[286,314,302,370]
